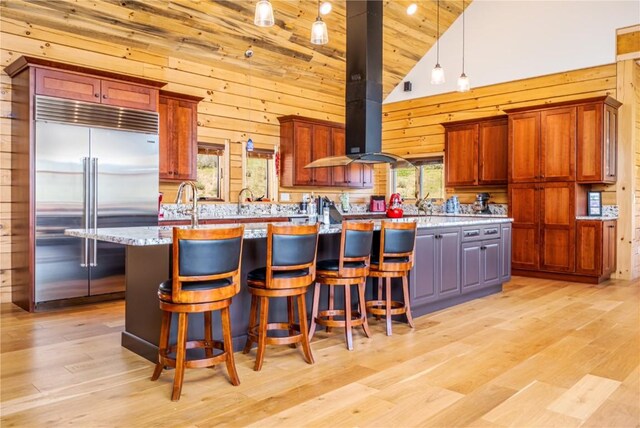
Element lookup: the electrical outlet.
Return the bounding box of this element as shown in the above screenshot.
[280,193,290,202]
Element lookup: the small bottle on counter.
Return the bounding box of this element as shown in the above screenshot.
[308,195,317,223]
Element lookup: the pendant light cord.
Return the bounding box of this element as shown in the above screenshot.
[461,0,465,73]
[436,0,440,63]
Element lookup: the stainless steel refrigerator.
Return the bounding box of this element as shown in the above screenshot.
[34,95,159,304]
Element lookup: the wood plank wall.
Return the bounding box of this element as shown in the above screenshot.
[0,17,382,303]
[380,64,619,205]
[632,62,640,278]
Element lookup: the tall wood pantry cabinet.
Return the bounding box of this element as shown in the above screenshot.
[158,91,203,181]
[505,96,620,284]
[278,116,373,188]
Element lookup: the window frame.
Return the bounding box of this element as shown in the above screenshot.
[390,155,445,200]
[196,142,225,201]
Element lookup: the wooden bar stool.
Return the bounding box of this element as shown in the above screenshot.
[151,226,244,401]
[243,223,319,371]
[310,221,374,350]
[367,221,417,336]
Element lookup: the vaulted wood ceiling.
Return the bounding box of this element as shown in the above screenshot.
[1,0,466,98]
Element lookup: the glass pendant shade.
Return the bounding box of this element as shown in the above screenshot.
[310,18,329,45]
[457,73,470,92]
[431,64,445,85]
[254,0,274,27]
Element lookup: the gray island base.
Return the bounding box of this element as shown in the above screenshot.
[66,217,512,362]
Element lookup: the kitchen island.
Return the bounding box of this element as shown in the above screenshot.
[66,216,512,362]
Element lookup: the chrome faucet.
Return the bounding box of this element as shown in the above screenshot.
[175,181,199,227]
[238,187,254,215]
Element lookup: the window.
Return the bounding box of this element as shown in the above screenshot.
[196,143,224,200]
[392,156,444,200]
[245,149,275,200]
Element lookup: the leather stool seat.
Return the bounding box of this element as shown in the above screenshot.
[247,267,309,282]
[159,278,232,296]
[316,260,366,271]
[370,256,409,265]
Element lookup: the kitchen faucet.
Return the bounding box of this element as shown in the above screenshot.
[175,181,199,227]
[238,187,254,215]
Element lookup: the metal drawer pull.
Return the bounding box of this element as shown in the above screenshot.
[485,228,498,235]
[464,230,480,237]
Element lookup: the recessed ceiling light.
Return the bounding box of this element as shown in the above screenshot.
[319,2,332,15]
[407,3,418,15]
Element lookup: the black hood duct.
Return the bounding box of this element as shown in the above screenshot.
[305,0,413,169]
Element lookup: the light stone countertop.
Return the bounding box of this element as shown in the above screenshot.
[65,216,513,247]
[575,216,618,221]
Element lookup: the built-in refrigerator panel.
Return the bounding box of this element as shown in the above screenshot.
[89,128,159,295]
[35,122,90,301]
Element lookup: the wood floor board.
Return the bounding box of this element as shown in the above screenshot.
[1,276,638,427]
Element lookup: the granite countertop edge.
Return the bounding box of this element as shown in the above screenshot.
[65,217,513,247]
[575,216,618,221]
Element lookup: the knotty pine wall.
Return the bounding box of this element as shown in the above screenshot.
[0,18,381,303]
[632,62,640,278]
[380,64,619,205]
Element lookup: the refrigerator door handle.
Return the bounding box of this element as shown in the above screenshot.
[91,157,98,267]
[81,157,90,267]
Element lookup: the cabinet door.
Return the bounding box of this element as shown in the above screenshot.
[331,128,348,186]
[603,221,616,277]
[445,124,478,186]
[410,232,438,306]
[482,240,501,286]
[461,241,482,292]
[509,112,540,183]
[437,229,461,298]
[576,220,602,276]
[540,182,575,272]
[501,223,512,281]
[311,125,332,186]
[293,123,313,186]
[172,99,197,180]
[541,107,576,181]
[604,105,618,182]
[362,165,374,188]
[509,184,539,270]
[478,119,508,184]
[158,97,174,179]
[101,80,157,111]
[577,103,603,182]
[35,68,101,103]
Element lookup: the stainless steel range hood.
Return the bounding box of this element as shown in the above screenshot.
[305,0,413,170]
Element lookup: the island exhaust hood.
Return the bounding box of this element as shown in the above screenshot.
[305,0,413,169]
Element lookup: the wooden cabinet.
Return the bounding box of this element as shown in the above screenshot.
[509,182,580,273]
[577,98,622,183]
[461,239,501,294]
[576,220,617,280]
[278,116,372,188]
[159,91,202,181]
[443,117,507,186]
[509,112,540,183]
[35,68,158,111]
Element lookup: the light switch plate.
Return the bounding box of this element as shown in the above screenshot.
[280,193,290,201]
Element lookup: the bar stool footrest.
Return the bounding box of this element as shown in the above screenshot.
[159,340,229,369]
[366,300,407,316]
[315,309,366,328]
[247,322,304,346]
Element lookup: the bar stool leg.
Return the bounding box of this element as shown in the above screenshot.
[172,312,188,401]
[402,274,414,328]
[254,296,269,371]
[375,278,383,320]
[297,294,314,364]
[243,295,258,354]
[309,282,320,339]
[204,311,214,359]
[358,281,371,338]
[151,310,171,381]
[221,305,240,385]
[344,284,353,350]
[287,296,296,348]
[385,277,393,336]
[327,285,335,333]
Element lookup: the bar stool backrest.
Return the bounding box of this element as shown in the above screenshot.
[266,223,320,289]
[339,221,375,277]
[375,221,417,272]
[172,226,245,303]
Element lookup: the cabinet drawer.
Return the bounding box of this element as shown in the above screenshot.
[461,225,501,242]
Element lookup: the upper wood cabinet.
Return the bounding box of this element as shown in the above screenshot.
[443,117,507,187]
[507,96,620,184]
[159,91,203,181]
[576,97,621,183]
[35,68,158,111]
[278,116,372,188]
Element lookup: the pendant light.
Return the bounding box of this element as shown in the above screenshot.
[254,0,274,27]
[457,0,470,92]
[310,0,329,45]
[431,0,445,85]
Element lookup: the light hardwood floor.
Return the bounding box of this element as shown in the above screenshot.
[1,276,639,427]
